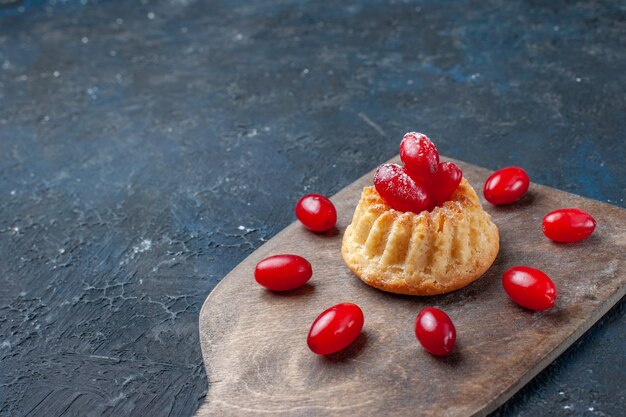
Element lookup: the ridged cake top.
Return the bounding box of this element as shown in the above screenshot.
[355,178,481,221]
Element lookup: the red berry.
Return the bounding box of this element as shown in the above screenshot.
[429,162,463,206]
[414,307,456,356]
[374,164,431,213]
[307,302,364,355]
[254,254,312,291]
[400,132,440,178]
[542,208,596,243]
[483,166,530,205]
[295,194,337,232]
[502,266,557,311]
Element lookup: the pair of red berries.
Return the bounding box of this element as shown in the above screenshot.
[253,257,366,355]
[483,167,596,242]
[308,303,457,356]
[415,267,560,357]
[375,132,463,213]
[417,266,559,355]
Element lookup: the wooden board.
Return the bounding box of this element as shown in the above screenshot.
[195,157,626,417]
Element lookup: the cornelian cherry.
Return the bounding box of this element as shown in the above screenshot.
[254,254,312,291]
[414,307,456,356]
[542,208,596,243]
[429,162,463,206]
[307,303,364,355]
[295,194,337,232]
[374,164,431,213]
[483,167,529,205]
[400,132,440,178]
[502,266,557,311]
[400,132,439,177]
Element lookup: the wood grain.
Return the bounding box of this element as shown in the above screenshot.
[195,157,626,417]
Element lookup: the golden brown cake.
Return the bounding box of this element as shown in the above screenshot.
[341,178,499,296]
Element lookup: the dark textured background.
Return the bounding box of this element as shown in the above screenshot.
[0,0,624,416]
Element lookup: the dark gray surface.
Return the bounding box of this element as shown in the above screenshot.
[0,1,624,416]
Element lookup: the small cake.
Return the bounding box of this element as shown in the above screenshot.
[341,132,499,296]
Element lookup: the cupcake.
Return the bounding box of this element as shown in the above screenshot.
[341,132,499,296]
